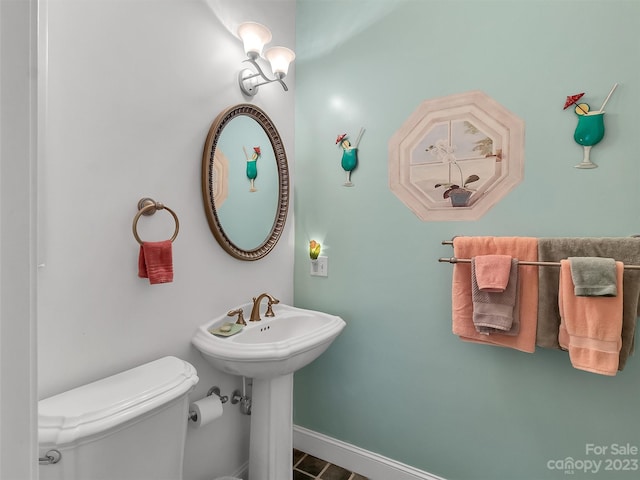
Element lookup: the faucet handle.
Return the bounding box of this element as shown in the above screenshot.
[227,308,246,326]
[265,296,279,317]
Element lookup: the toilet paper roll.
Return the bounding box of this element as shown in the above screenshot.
[189,395,223,427]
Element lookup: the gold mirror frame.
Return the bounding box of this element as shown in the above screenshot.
[202,104,289,261]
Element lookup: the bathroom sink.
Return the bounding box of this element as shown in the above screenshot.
[191,304,345,379]
[193,303,345,479]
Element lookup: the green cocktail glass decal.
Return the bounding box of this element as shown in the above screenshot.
[336,128,365,187]
[244,146,261,192]
[573,112,605,169]
[563,84,617,169]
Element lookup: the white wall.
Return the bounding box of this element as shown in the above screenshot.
[38,1,295,478]
[0,0,38,478]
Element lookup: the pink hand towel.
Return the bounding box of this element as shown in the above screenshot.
[452,236,538,353]
[138,240,173,284]
[473,254,513,292]
[558,259,623,376]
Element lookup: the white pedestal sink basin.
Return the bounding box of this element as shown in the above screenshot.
[192,303,345,480]
[192,303,345,379]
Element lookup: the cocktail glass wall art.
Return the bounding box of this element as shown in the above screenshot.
[336,128,365,187]
[563,83,618,169]
[244,146,261,191]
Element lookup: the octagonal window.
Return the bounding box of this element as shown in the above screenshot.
[389,91,525,221]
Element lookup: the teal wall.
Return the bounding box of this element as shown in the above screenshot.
[293,1,640,479]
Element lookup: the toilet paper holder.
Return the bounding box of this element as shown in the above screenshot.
[188,386,228,422]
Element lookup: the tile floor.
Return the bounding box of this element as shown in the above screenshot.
[293,449,368,480]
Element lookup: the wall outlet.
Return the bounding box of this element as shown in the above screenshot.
[310,256,328,277]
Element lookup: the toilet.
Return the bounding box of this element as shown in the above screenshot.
[38,356,237,480]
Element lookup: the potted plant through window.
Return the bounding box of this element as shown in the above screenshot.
[435,174,480,207]
[428,139,480,207]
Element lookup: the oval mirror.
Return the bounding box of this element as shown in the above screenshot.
[202,104,289,261]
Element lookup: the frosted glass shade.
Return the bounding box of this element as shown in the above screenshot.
[238,22,272,57]
[265,47,295,77]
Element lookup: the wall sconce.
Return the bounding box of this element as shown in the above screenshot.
[237,22,295,97]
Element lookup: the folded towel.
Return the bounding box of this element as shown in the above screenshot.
[472,257,519,333]
[473,255,513,292]
[138,240,173,284]
[558,259,623,376]
[569,257,617,297]
[452,236,538,353]
[537,237,640,370]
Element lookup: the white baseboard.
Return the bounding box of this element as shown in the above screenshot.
[293,425,446,480]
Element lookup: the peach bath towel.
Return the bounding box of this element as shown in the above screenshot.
[452,237,538,353]
[558,260,623,376]
[138,240,174,284]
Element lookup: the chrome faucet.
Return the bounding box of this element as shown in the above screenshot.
[249,293,280,322]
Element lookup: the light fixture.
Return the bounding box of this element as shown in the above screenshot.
[309,240,321,260]
[237,22,296,96]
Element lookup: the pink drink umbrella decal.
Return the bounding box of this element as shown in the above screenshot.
[564,93,588,114]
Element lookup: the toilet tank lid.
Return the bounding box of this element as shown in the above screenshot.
[38,356,199,446]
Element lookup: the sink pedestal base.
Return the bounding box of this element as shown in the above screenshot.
[249,373,294,480]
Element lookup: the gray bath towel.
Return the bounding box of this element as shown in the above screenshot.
[537,237,640,370]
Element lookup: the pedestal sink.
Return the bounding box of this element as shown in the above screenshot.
[192,303,345,480]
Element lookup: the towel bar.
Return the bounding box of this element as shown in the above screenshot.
[440,238,640,269]
[132,197,179,244]
[438,257,640,270]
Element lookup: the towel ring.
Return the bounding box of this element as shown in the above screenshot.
[132,198,179,245]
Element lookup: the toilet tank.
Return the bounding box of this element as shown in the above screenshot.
[38,356,199,480]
